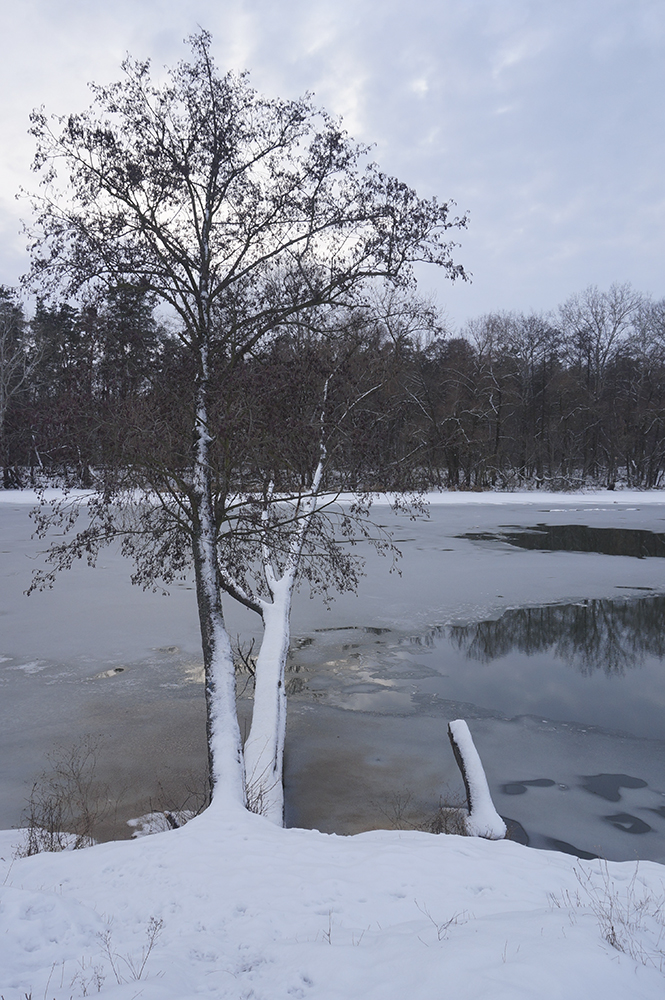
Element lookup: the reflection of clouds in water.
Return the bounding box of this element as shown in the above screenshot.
[343,665,396,689]
[327,690,414,714]
[291,608,665,740]
[447,596,665,676]
[290,617,665,853]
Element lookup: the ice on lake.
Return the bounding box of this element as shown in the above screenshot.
[2,491,665,862]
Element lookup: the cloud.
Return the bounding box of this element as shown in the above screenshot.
[1,0,663,326]
[491,30,550,80]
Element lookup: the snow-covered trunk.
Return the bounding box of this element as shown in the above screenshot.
[448,719,506,840]
[243,397,328,825]
[191,329,245,812]
[243,573,294,824]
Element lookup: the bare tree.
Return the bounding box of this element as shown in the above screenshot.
[26,31,467,812]
[559,283,643,480]
[559,283,642,390]
[217,353,401,822]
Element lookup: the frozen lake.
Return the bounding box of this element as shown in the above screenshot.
[2,491,665,862]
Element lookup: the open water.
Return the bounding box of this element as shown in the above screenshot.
[1,492,665,861]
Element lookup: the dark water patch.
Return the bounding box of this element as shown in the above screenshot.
[502,778,556,795]
[649,806,665,819]
[459,523,665,558]
[603,812,652,834]
[543,838,600,860]
[312,626,392,635]
[581,774,648,801]
[448,596,665,675]
[314,626,358,632]
[502,817,529,845]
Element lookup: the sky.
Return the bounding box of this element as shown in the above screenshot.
[0,0,663,330]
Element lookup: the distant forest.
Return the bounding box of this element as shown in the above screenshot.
[1,280,664,492]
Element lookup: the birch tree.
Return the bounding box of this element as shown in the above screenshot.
[228,453,329,824]
[26,30,467,812]
[220,368,380,824]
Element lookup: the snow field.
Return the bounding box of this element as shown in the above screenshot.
[1,806,665,999]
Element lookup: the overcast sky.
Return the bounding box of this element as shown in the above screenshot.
[1,0,663,329]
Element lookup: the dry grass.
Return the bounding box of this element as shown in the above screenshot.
[373,788,470,836]
[15,736,111,856]
[550,861,665,973]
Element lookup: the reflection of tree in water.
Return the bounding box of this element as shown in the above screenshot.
[446,596,665,676]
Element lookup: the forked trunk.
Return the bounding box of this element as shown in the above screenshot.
[243,448,326,824]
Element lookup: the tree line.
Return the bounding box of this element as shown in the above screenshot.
[2,280,665,492]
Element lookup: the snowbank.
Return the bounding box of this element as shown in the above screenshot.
[375,488,665,506]
[0,489,94,505]
[1,808,664,999]
[3,487,665,507]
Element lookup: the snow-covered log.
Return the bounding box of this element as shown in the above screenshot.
[448,719,506,840]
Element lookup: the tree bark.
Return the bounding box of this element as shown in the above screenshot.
[191,341,245,810]
[243,574,293,823]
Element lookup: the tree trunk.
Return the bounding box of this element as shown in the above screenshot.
[191,344,245,812]
[242,451,325,825]
[243,573,294,824]
[191,523,246,811]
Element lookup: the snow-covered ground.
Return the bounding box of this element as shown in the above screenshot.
[2,802,665,999]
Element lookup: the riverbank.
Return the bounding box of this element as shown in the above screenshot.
[2,802,665,999]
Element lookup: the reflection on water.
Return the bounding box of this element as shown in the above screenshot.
[460,523,665,558]
[447,595,665,676]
